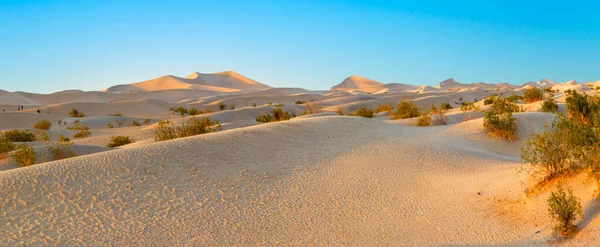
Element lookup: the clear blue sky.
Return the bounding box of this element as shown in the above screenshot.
[1,0,599,93]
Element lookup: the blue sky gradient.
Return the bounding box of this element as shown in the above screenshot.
[1,0,599,93]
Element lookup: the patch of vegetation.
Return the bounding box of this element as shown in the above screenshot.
[107,122,114,128]
[47,141,76,161]
[58,135,70,143]
[256,107,295,123]
[415,112,431,127]
[548,185,583,237]
[219,103,226,111]
[109,112,123,116]
[302,102,322,115]
[375,104,394,114]
[253,103,257,107]
[173,106,188,117]
[33,120,52,130]
[14,144,36,167]
[67,121,89,131]
[440,102,453,110]
[143,118,152,125]
[35,130,50,142]
[336,107,344,116]
[154,117,222,142]
[483,98,519,141]
[295,100,306,105]
[1,129,36,142]
[524,87,545,103]
[565,90,599,125]
[189,108,198,116]
[74,129,92,139]
[540,95,559,113]
[115,120,124,127]
[352,108,374,118]
[69,108,84,118]
[431,104,449,125]
[393,100,422,120]
[0,138,15,159]
[107,136,135,148]
[505,94,524,103]
[230,104,235,110]
[132,120,141,126]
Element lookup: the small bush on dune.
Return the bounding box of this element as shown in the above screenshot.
[34,120,52,130]
[154,117,221,142]
[540,95,559,113]
[107,136,135,148]
[483,95,497,105]
[219,103,226,111]
[375,104,394,113]
[116,120,124,127]
[14,144,36,167]
[107,122,114,128]
[440,102,453,110]
[174,106,188,117]
[393,100,421,119]
[336,107,344,116]
[0,139,15,159]
[548,185,583,237]
[154,120,177,141]
[132,120,141,126]
[352,108,374,118]
[109,112,122,117]
[543,87,554,93]
[69,108,84,118]
[47,141,76,161]
[143,118,152,125]
[74,129,92,139]
[67,122,89,131]
[431,104,449,125]
[35,130,50,142]
[57,120,63,126]
[295,100,306,105]
[505,94,524,103]
[189,108,198,116]
[302,102,322,115]
[483,98,519,141]
[257,107,295,123]
[58,135,70,143]
[230,104,235,110]
[415,112,431,127]
[524,87,544,103]
[1,129,36,142]
[565,90,599,125]
[253,103,257,107]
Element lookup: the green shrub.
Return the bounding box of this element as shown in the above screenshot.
[219,103,226,111]
[336,107,344,116]
[483,99,518,141]
[173,106,188,117]
[440,102,453,110]
[67,122,89,131]
[14,144,36,167]
[69,108,84,118]
[34,120,52,130]
[35,130,50,142]
[189,108,198,116]
[107,136,135,148]
[524,87,544,103]
[58,135,70,143]
[483,96,496,105]
[0,139,15,159]
[415,113,431,127]
[505,94,524,103]
[47,141,76,161]
[540,95,559,113]
[565,90,599,125]
[257,107,295,123]
[352,108,374,118]
[57,120,63,126]
[548,186,583,236]
[132,120,141,126]
[230,104,235,110]
[253,103,257,107]
[154,118,221,142]
[295,100,306,105]
[543,87,554,93]
[1,129,36,142]
[302,103,322,115]
[393,100,421,119]
[74,129,92,139]
[107,122,114,128]
[375,104,394,113]
[143,118,152,125]
[109,112,122,116]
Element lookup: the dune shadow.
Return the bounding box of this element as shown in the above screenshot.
[576,197,600,232]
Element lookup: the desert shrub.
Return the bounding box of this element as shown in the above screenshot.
[460,102,481,112]
[57,120,63,125]
[505,94,524,103]
[393,100,421,119]
[540,95,559,113]
[67,122,89,131]
[69,108,84,118]
[109,112,122,117]
[34,120,52,130]
[257,107,295,123]
[14,144,36,167]
[543,87,554,93]
[483,99,518,141]
[230,104,235,110]
[596,86,600,90]
[132,120,141,126]
[431,105,449,125]
[524,87,544,103]
[74,129,92,139]
[548,186,583,236]
[302,102,322,115]
[0,139,15,159]
[143,118,152,125]
[154,118,221,142]
[375,104,394,113]
[189,108,198,116]
[219,103,226,111]
[253,103,257,107]
[352,108,374,118]
[107,122,114,128]
[521,114,599,181]
[116,120,124,127]
[107,136,135,148]
[174,106,188,117]
[440,102,453,110]
[415,113,431,127]
[483,95,497,105]
[336,107,344,116]
[565,90,599,125]
[295,100,306,105]
[1,129,36,142]
[47,141,76,161]
[35,130,50,142]
[58,135,70,143]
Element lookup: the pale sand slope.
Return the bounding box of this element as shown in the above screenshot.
[3,114,599,246]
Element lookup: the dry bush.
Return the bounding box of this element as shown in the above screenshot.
[67,122,89,131]
[393,100,421,119]
[173,106,188,117]
[35,130,50,142]
[189,108,198,116]
[14,144,36,167]
[143,118,152,125]
[336,107,344,116]
[257,107,295,123]
[375,104,394,113]
[440,102,453,110]
[107,122,114,128]
[295,100,306,105]
[540,95,559,113]
[524,87,544,103]
[0,138,15,159]
[483,99,519,141]
[33,120,52,130]
[352,108,374,118]
[302,102,322,115]
[107,136,135,148]
[1,129,36,142]
[132,120,141,126]
[154,117,221,142]
[565,90,599,125]
[57,120,63,126]
[116,120,124,127]
[505,94,524,103]
[69,108,84,118]
[548,185,583,237]
[109,112,122,116]
[47,141,76,161]
[154,120,177,141]
[74,129,92,139]
[219,103,226,111]
[430,105,449,125]
[415,112,431,127]
[58,135,70,143]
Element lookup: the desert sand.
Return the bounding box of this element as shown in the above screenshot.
[1,71,600,246]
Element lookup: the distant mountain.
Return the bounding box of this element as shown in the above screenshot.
[104,71,271,93]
